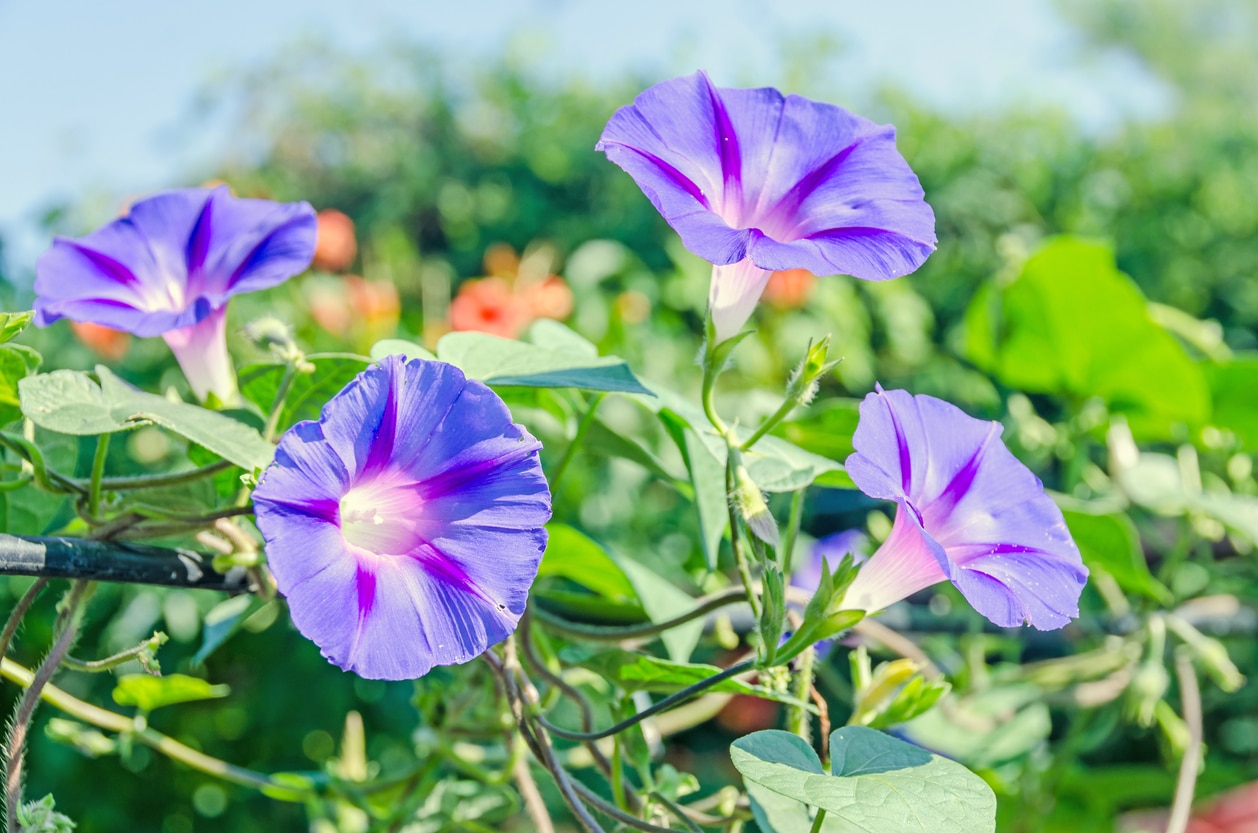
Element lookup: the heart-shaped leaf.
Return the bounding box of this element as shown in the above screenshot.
[731,727,996,833]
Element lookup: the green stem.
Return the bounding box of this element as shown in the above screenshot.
[91,460,234,492]
[549,393,605,495]
[738,397,797,452]
[0,433,81,495]
[570,781,689,833]
[788,645,816,741]
[262,362,299,442]
[809,809,827,833]
[538,659,756,742]
[0,656,310,800]
[63,631,166,673]
[88,434,111,518]
[728,463,762,620]
[780,489,805,575]
[531,587,748,641]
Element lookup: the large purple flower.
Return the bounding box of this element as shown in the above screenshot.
[34,186,316,402]
[842,387,1087,629]
[597,71,936,342]
[252,355,551,680]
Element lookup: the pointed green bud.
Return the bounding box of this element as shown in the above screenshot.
[786,336,841,407]
[732,459,778,547]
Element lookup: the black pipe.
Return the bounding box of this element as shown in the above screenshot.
[0,534,254,593]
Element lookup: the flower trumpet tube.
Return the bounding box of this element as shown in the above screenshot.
[251,355,552,680]
[597,71,936,342]
[34,186,316,403]
[843,387,1088,629]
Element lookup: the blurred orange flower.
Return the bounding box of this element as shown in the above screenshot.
[307,274,400,345]
[449,277,533,339]
[1120,780,1258,833]
[312,209,358,273]
[448,244,574,339]
[70,321,129,361]
[761,268,817,310]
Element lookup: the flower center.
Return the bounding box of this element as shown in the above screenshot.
[338,473,424,556]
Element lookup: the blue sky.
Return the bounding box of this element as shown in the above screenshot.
[0,0,1168,273]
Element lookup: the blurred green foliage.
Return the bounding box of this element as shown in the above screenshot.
[2,1,1257,831]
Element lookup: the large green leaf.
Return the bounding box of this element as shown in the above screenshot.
[537,523,637,601]
[964,237,1209,440]
[1206,354,1258,450]
[436,329,651,394]
[1059,505,1170,603]
[731,727,996,833]
[20,367,273,470]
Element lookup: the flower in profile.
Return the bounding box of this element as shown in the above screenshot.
[34,186,316,402]
[597,71,935,342]
[842,387,1087,629]
[251,355,551,680]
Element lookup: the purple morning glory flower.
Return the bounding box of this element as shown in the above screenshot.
[34,186,316,402]
[596,71,936,342]
[842,387,1087,629]
[251,355,551,680]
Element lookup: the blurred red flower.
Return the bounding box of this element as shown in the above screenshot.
[70,321,130,361]
[761,268,817,310]
[312,209,358,273]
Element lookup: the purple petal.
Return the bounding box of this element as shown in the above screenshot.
[253,355,551,680]
[597,72,935,284]
[844,387,1088,630]
[34,187,316,340]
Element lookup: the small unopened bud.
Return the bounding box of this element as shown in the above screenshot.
[242,316,300,360]
[786,336,841,407]
[733,463,778,547]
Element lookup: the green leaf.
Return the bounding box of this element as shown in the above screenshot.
[536,523,637,601]
[774,399,861,464]
[659,412,728,570]
[0,311,34,345]
[650,390,844,493]
[436,330,652,394]
[731,727,996,833]
[900,685,1052,769]
[564,648,756,696]
[1060,506,1171,603]
[964,237,1210,440]
[112,673,230,712]
[369,339,436,363]
[0,344,42,425]
[192,595,266,667]
[1206,354,1258,450]
[240,353,370,430]
[610,549,704,663]
[20,368,273,470]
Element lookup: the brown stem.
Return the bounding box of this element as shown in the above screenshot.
[1166,653,1204,833]
[514,750,556,833]
[3,580,90,831]
[0,579,48,661]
